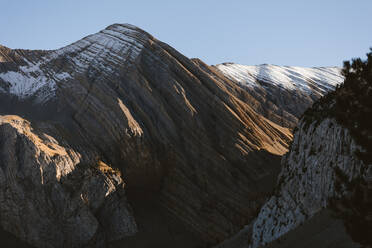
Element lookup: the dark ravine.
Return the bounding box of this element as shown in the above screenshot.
[0,24,344,248]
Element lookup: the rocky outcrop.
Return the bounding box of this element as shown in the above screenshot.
[248,118,371,248]
[0,115,137,248]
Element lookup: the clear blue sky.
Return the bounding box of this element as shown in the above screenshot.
[1,0,371,67]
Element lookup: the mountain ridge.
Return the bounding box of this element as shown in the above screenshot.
[214,63,343,128]
[0,23,293,246]
[0,23,347,247]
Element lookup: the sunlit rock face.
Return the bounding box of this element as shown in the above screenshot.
[0,115,137,248]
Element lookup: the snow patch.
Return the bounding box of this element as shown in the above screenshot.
[0,61,71,102]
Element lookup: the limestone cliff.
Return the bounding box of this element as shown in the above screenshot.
[250,118,371,247]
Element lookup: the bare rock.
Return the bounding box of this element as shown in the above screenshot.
[0,115,137,248]
[249,118,371,248]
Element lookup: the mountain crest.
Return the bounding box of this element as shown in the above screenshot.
[0,23,156,102]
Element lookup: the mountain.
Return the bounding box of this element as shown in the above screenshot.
[214,63,343,128]
[0,24,344,248]
[0,24,292,247]
[219,51,372,248]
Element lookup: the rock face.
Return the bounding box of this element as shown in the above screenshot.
[0,115,137,248]
[214,120,370,248]
[215,63,343,128]
[249,118,371,247]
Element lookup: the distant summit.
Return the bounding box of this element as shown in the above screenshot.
[215,63,343,128]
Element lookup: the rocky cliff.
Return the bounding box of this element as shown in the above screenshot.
[0,115,137,248]
[250,118,371,248]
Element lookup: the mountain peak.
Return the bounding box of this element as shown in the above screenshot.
[0,24,156,102]
[103,23,153,39]
[53,23,155,68]
[105,23,145,32]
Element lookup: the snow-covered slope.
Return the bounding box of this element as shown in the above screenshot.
[215,63,344,128]
[0,24,148,103]
[216,63,343,94]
